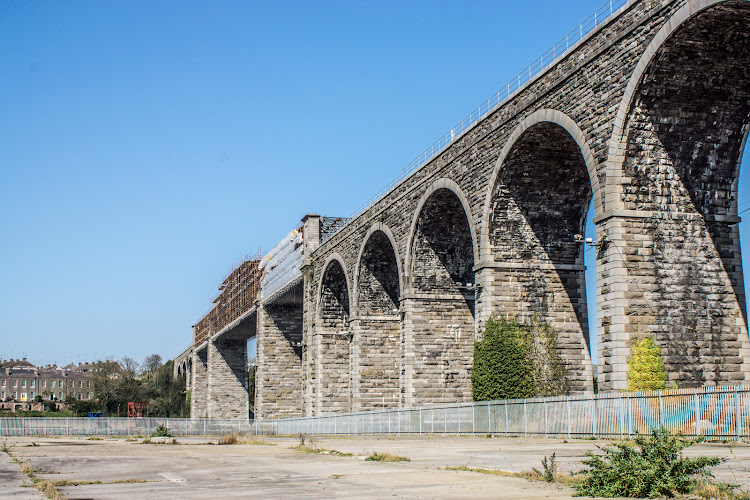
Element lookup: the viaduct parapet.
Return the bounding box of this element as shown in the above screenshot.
[186,0,750,419]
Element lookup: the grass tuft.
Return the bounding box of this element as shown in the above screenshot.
[691,479,750,500]
[365,452,410,462]
[445,465,578,487]
[291,445,353,456]
[53,478,149,486]
[218,433,276,446]
[219,433,238,445]
[5,454,66,500]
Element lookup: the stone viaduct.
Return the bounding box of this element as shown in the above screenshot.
[186,0,750,419]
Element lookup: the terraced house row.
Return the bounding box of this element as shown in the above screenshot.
[0,358,97,407]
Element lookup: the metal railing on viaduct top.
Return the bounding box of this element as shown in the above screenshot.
[1,386,748,440]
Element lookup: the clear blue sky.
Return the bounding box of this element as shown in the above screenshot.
[1,1,748,367]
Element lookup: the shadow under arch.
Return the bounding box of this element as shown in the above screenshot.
[482,114,596,393]
[402,179,476,405]
[314,255,352,413]
[353,222,402,409]
[353,222,403,317]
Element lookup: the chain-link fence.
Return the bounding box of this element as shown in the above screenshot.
[277,386,750,440]
[0,417,277,437]
[1,386,748,439]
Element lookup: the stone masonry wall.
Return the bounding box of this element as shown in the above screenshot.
[207,338,249,419]
[190,349,208,419]
[354,230,401,409]
[403,187,476,405]
[485,122,594,390]
[256,303,303,418]
[313,260,352,414]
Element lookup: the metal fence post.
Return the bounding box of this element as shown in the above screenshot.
[523,401,527,437]
[488,404,492,435]
[544,400,548,438]
[620,394,625,439]
[628,396,632,436]
[567,397,571,439]
[472,405,475,435]
[592,397,597,438]
[694,392,701,436]
[505,403,508,437]
[735,387,741,442]
[419,409,422,435]
[658,394,663,427]
[458,406,461,434]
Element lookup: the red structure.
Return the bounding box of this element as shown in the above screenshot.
[127,401,149,418]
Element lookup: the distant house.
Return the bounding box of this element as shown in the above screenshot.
[0,358,96,403]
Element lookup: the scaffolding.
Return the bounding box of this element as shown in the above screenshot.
[191,216,349,347]
[260,224,303,301]
[193,254,262,347]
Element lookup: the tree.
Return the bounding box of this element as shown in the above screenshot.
[627,335,667,391]
[144,360,186,417]
[91,358,187,417]
[143,354,163,375]
[120,356,140,379]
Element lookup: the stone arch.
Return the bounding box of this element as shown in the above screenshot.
[353,222,403,317]
[314,254,353,413]
[402,178,476,405]
[480,109,600,259]
[604,0,750,387]
[352,222,402,409]
[404,178,478,290]
[481,113,596,393]
[608,0,749,193]
[316,253,351,317]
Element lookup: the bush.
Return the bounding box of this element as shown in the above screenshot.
[574,427,722,498]
[628,336,667,391]
[151,424,171,437]
[472,316,569,400]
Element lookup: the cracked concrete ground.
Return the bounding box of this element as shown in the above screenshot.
[2,435,748,499]
[0,452,41,499]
